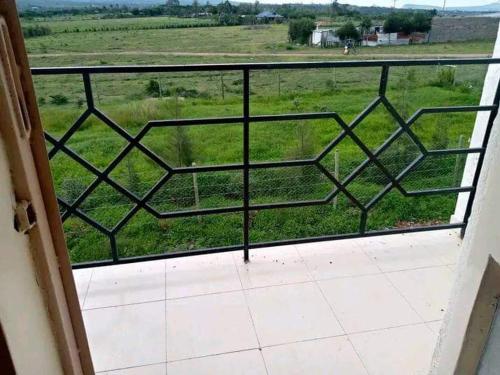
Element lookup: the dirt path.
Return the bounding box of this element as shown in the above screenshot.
[28,51,492,59]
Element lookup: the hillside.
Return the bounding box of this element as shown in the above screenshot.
[403,2,500,12]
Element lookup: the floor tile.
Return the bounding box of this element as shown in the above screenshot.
[297,241,380,280]
[99,363,166,374]
[84,261,165,309]
[262,336,367,375]
[386,266,455,321]
[166,291,258,361]
[245,282,343,346]
[360,234,459,272]
[235,246,311,289]
[319,274,421,333]
[73,268,93,307]
[166,253,241,299]
[350,324,436,375]
[167,350,266,375]
[83,301,166,372]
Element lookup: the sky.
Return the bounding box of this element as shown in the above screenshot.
[256,0,494,6]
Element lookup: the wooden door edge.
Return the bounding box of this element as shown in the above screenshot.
[0,2,94,374]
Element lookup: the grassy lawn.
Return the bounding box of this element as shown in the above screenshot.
[22,15,216,33]
[24,22,494,56]
[26,17,495,263]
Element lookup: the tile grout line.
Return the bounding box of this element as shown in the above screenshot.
[166,346,261,364]
[164,319,442,366]
[381,262,458,274]
[358,241,428,326]
[82,298,168,311]
[96,360,167,374]
[233,251,270,375]
[293,244,372,375]
[81,268,94,309]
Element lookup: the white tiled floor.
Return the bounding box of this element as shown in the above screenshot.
[74,229,461,374]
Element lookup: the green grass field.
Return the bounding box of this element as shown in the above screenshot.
[25,16,494,263]
[24,22,494,57]
[22,15,217,33]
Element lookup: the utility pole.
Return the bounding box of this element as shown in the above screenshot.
[442,0,447,11]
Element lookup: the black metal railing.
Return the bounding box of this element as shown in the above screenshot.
[31,58,500,268]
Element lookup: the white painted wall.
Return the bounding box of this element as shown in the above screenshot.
[452,26,500,223]
[431,27,500,372]
[311,29,340,46]
[0,136,63,374]
[376,32,403,45]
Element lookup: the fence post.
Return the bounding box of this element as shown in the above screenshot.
[454,134,465,186]
[93,78,101,105]
[277,71,281,97]
[333,149,339,208]
[220,72,225,100]
[192,162,201,222]
[158,74,162,98]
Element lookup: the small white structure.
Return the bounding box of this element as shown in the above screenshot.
[377,32,407,45]
[311,28,340,47]
[362,25,412,46]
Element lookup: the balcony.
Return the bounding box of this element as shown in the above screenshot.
[34,58,499,374]
[74,229,460,374]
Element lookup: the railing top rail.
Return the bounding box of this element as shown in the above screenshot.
[30,57,500,75]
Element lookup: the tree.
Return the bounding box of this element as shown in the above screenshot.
[384,11,433,35]
[288,18,315,45]
[412,12,432,33]
[172,127,193,167]
[253,0,260,14]
[145,79,161,97]
[359,16,372,36]
[192,0,199,15]
[335,22,360,41]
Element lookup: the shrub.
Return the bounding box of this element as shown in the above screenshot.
[336,22,360,41]
[174,87,200,98]
[433,67,456,88]
[145,79,161,97]
[288,18,315,45]
[62,178,86,203]
[22,25,51,38]
[50,94,69,105]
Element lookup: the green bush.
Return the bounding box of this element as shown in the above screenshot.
[49,94,69,105]
[336,21,360,41]
[433,67,456,88]
[22,25,51,38]
[288,18,315,45]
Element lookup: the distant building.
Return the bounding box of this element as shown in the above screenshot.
[311,28,341,47]
[256,11,284,23]
[362,26,427,46]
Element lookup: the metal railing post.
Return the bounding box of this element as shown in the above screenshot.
[243,68,250,262]
[333,149,339,208]
[453,135,465,186]
[461,80,500,238]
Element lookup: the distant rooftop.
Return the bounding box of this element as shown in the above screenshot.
[256,11,283,19]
